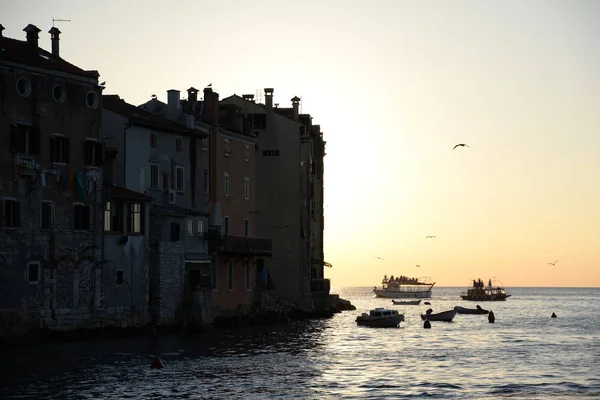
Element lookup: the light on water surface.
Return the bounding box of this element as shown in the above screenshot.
[1,287,600,399]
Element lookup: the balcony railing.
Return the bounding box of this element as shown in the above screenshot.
[206,231,272,256]
[15,155,41,176]
[311,278,331,294]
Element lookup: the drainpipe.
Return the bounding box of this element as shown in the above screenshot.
[124,121,133,187]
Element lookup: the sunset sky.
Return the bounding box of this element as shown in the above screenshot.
[4,0,599,287]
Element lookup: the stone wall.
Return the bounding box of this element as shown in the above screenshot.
[151,241,184,326]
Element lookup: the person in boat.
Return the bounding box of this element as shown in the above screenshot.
[488,279,492,287]
[476,305,482,310]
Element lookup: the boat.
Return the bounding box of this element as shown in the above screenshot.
[373,274,435,298]
[454,305,489,315]
[420,309,457,322]
[460,278,511,301]
[356,308,405,328]
[392,299,422,305]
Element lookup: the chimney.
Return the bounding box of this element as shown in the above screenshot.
[203,87,220,126]
[187,87,198,105]
[23,24,41,48]
[167,89,180,118]
[48,27,61,57]
[0,24,5,37]
[242,94,255,103]
[264,88,274,111]
[291,96,301,121]
[212,91,220,127]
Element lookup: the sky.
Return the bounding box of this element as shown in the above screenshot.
[3,0,600,287]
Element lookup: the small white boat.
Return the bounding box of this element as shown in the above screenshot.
[421,309,457,322]
[392,299,422,305]
[356,308,405,328]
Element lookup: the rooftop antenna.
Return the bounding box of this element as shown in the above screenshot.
[52,18,71,27]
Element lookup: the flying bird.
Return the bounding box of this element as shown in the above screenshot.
[207,83,212,87]
[374,256,385,260]
[547,260,558,266]
[453,143,470,150]
[416,264,421,268]
[425,236,436,239]
[99,81,106,86]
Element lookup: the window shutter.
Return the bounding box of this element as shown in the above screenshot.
[13,201,21,227]
[9,124,17,152]
[84,142,92,165]
[95,143,103,166]
[30,127,41,155]
[64,139,70,163]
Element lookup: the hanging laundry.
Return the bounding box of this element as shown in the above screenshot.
[75,172,86,200]
[40,170,47,187]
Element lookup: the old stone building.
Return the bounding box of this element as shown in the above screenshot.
[0,24,105,335]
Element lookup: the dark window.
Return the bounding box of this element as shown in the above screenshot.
[224,216,230,235]
[127,203,143,233]
[41,201,52,229]
[116,270,124,285]
[203,169,209,193]
[176,167,184,191]
[162,173,170,190]
[105,201,123,232]
[262,149,280,157]
[150,133,158,148]
[250,114,266,129]
[244,219,249,237]
[84,141,103,166]
[51,136,70,163]
[10,124,40,155]
[170,222,180,241]
[212,263,218,289]
[73,204,91,230]
[228,261,234,290]
[28,262,40,282]
[0,199,20,227]
[150,165,159,188]
[189,269,202,291]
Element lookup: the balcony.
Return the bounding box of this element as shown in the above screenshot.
[311,278,331,294]
[14,155,41,176]
[206,231,272,257]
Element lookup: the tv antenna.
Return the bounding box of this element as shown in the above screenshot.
[52,18,71,27]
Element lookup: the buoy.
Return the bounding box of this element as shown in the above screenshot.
[551,312,557,318]
[151,356,164,369]
[424,320,431,329]
[488,310,495,323]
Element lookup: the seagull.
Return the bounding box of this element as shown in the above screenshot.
[99,81,106,86]
[207,83,212,87]
[453,143,470,150]
[547,260,558,266]
[416,264,421,268]
[374,256,385,260]
[425,236,436,239]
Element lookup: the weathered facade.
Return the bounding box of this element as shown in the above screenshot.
[102,94,210,328]
[0,24,115,337]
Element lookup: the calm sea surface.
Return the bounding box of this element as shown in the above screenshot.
[1,287,600,399]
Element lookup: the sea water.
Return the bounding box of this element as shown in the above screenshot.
[1,287,599,399]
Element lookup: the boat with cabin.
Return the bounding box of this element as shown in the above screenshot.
[356,308,405,328]
[373,274,435,298]
[460,278,511,301]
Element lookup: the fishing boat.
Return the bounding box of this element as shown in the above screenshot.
[420,309,457,322]
[392,299,422,305]
[356,308,405,328]
[454,305,489,315]
[373,274,435,299]
[460,278,511,301]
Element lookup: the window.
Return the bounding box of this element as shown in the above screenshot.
[16,77,32,97]
[228,260,234,290]
[202,137,208,151]
[223,216,230,235]
[10,124,40,155]
[224,173,230,197]
[73,204,91,231]
[197,220,204,235]
[189,269,202,291]
[187,219,195,235]
[198,264,212,289]
[245,261,252,291]
[127,203,142,233]
[52,84,66,103]
[1,199,21,227]
[250,113,267,129]
[262,149,280,157]
[244,218,249,237]
[116,270,124,285]
[224,138,231,154]
[244,145,250,161]
[203,169,209,194]
[162,173,170,190]
[150,133,158,148]
[84,140,103,166]
[170,222,180,241]
[244,177,250,200]
[28,262,40,283]
[150,164,159,188]
[212,263,218,290]
[175,136,183,153]
[51,135,70,163]
[104,201,124,232]
[41,201,53,229]
[175,166,185,191]
[86,91,99,109]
